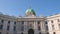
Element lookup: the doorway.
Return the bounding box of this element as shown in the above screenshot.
[28,29,34,34]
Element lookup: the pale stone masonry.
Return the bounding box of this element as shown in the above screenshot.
[0,8,60,34]
[47,14,60,34]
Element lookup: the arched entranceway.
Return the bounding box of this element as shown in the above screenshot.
[28,29,34,34]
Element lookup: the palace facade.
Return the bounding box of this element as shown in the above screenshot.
[0,8,60,34]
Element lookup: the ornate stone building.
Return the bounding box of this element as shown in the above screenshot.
[17,8,47,34]
[0,8,60,34]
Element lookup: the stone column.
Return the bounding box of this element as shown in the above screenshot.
[17,21,21,34]
[40,20,46,34]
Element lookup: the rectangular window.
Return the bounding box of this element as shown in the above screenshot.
[46,26,48,31]
[13,26,16,31]
[39,32,41,34]
[14,22,16,25]
[0,25,3,30]
[51,20,53,23]
[58,24,60,29]
[38,26,41,31]
[45,21,47,24]
[53,32,56,34]
[47,32,49,34]
[6,33,8,34]
[21,32,23,34]
[21,21,24,25]
[1,20,4,23]
[57,19,60,22]
[8,21,10,24]
[38,21,40,24]
[21,26,24,31]
[30,24,32,27]
[52,25,55,30]
[7,26,10,31]
[0,32,1,34]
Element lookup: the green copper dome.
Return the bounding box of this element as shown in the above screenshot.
[25,8,36,16]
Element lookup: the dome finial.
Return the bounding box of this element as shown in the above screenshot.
[29,6,32,9]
